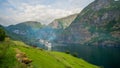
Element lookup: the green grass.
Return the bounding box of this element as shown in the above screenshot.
[0,40,22,68]
[51,52,99,68]
[0,40,99,68]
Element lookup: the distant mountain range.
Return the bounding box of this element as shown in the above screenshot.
[5,21,44,47]
[1,13,77,47]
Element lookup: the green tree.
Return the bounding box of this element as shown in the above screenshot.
[0,28,6,41]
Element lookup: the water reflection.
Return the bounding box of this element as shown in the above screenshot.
[52,44,120,68]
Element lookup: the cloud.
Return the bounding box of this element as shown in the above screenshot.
[0,0,94,26]
[2,3,81,25]
[0,17,14,26]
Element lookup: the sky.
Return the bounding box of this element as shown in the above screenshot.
[0,0,94,26]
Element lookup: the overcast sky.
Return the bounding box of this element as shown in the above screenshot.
[0,0,94,26]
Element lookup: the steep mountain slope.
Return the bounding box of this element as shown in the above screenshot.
[0,39,99,68]
[56,0,120,47]
[49,14,78,29]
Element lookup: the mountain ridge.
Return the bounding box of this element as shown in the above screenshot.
[49,13,78,29]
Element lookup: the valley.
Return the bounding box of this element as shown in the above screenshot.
[0,0,120,68]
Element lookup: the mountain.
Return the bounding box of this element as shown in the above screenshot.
[49,14,78,29]
[0,38,99,68]
[35,26,58,41]
[32,14,78,43]
[4,14,77,47]
[56,0,120,47]
[5,14,78,46]
[6,21,44,47]
[7,21,43,35]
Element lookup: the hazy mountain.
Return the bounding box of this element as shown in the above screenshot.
[49,14,78,29]
[5,14,78,46]
[56,0,120,47]
[6,21,44,46]
[35,14,78,42]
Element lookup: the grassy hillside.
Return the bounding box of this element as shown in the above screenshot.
[0,39,99,68]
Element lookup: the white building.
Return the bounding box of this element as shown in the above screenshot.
[39,39,52,51]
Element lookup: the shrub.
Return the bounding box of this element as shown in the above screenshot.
[0,28,6,41]
[65,50,70,54]
[72,52,78,57]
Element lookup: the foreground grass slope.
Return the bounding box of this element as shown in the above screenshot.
[0,39,99,68]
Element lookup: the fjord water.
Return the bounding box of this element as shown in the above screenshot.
[52,44,120,68]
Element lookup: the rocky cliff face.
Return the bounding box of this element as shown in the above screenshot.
[56,0,120,47]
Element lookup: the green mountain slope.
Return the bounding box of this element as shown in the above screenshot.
[0,39,99,68]
[56,0,120,47]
